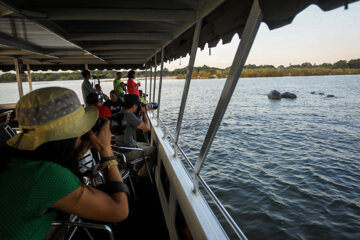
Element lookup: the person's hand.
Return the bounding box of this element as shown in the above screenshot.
[137,82,141,87]
[140,105,147,113]
[88,119,113,157]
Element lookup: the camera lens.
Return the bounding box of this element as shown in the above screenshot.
[107,115,127,135]
[81,114,127,139]
[149,102,158,110]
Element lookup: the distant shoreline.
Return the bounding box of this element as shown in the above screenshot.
[1,72,359,83]
[1,59,360,83]
[167,72,360,80]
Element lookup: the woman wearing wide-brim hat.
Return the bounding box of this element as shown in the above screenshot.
[0,87,129,239]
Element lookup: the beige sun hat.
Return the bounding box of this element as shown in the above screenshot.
[7,87,98,151]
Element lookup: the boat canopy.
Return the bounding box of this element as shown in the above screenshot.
[0,0,356,71]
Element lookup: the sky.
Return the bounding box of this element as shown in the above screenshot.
[164,2,360,70]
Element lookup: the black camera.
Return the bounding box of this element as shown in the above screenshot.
[92,115,127,134]
[139,101,158,110]
[82,114,127,140]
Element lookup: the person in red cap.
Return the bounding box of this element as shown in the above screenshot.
[86,92,112,117]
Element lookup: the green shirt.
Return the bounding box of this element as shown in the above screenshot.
[139,96,147,103]
[0,159,81,240]
[113,78,124,93]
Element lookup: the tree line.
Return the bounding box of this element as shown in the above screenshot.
[0,58,359,83]
[174,59,360,79]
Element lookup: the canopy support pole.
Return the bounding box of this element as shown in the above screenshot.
[145,67,148,97]
[85,64,88,70]
[14,58,24,98]
[157,48,164,125]
[26,64,33,92]
[173,20,202,157]
[193,0,262,193]
[149,67,153,101]
[153,55,157,102]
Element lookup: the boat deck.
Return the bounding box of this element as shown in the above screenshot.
[115,176,170,240]
[66,175,170,240]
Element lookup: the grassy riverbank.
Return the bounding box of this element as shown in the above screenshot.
[174,67,360,79]
[1,59,359,82]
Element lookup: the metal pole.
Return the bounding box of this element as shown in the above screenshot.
[145,67,148,98]
[85,64,89,70]
[23,20,32,93]
[153,55,157,102]
[14,58,24,98]
[193,0,263,192]
[26,64,33,92]
[157,48,164,123]
[149,67,153,101]
[173,20,202,156]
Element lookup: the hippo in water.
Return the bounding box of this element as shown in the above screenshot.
[310,92,325,95]
[281,92,297,99]
[267,90,281,100]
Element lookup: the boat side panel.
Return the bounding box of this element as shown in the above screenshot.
[148,112,229,240]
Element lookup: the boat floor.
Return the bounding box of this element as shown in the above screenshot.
[72,175,170,240]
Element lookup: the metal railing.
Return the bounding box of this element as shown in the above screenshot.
[192,0,262,195]
[51,220,114,240]
[145,1,262,239]
[156,117,247,240]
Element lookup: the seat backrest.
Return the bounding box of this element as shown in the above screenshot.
[109,112,127,135]
[0,110,13,126]
[0,125,16,147]
[0,110,17,147]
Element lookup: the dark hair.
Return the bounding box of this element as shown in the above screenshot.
[1,138,81,178]
[127,70,135,79]
[116,72,122,75]
[82,70,90,78]
[124,94,139,109]
[86,92,99,105]
[95,84,101,89]
[110,90,118,96]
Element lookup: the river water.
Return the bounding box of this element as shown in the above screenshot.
[1,75,359,240]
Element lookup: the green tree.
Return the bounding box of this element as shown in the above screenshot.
[348,59,360,68]
[301,62,313,68]
[288,64,301,68]
[319,63,332,68]
[333,60,348,69]
[0,73,16,82]
[245,64,257,69]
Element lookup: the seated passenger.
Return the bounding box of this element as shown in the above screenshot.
[120,82,127,96]
[86,92,111,117]
[104,90,123,114]
[139,90,147,104]
[0,87,129,239]
[95,83,109,103]
[113,94,155,176]
[138,90,157,111]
